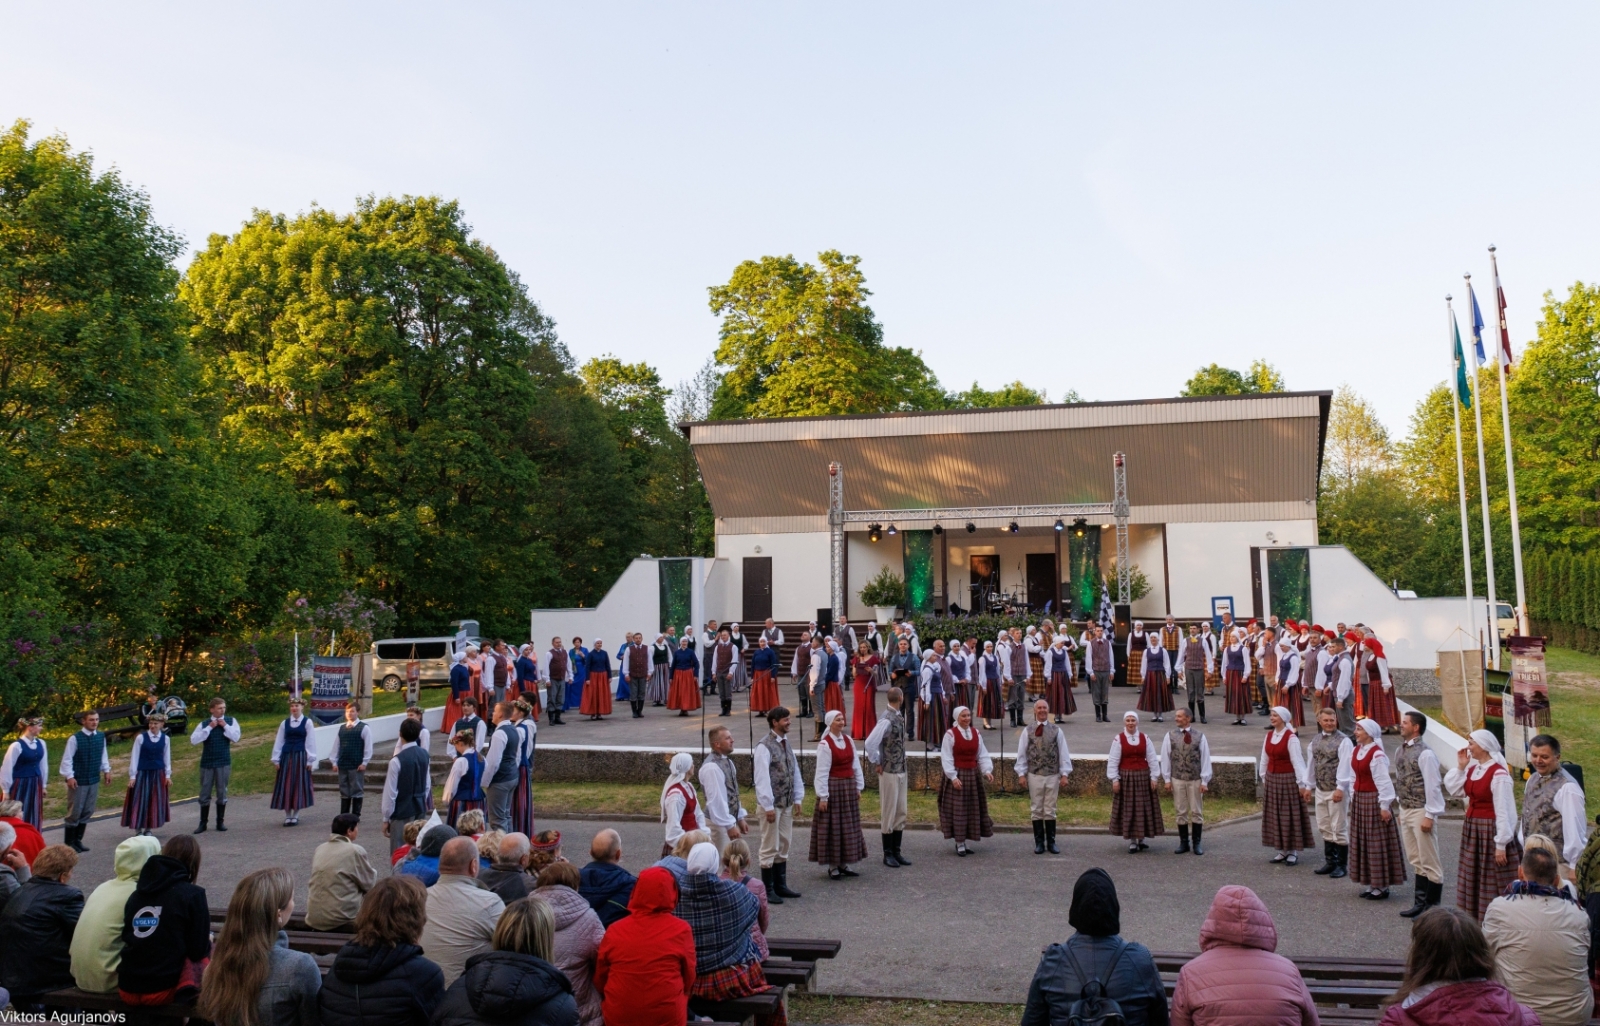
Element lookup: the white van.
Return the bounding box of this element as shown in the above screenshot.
[371,620,481,692]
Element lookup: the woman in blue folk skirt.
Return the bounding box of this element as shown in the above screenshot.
[444,730,485,827]
[2,716,48,827]
[270,697,317,826]
[512,698,537,836]
[122,713,172,834]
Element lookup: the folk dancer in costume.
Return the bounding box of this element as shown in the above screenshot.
[1177,624,1213,724]
[648,633,673,707]
[481,701,521,833]
[464,644,488,711]
[1162,707,1212,855]
[975,640,1005,729]
[2,716,47,828]
[1359,631,1400,732]
[865,687,912,868]
[1327,634,1358,734]
[1300,626,1327,722]
[1199,622,1220,695]
[512,699,537,836]
[813,638,842,722]
[752,706,805,903]
[1253,627,1278,718]
[514,643,541,718]
[1519,733,1588,882]
[270,697,317,826]
[707,627,737,718]
[660,752,706,857]
[489,639,513,706]
[668,635,703,715]
[443,730,485,828]
[1016,699,1072,856]
[848,641,882,740]
[566,637,588,713]
[750,636,781,714]
[918,647,950,742]
[1001,630,1027,727]
[381,717,432,859]
[1345,718,1407,900]
[1136,635,1173,722]
[1126,620,1149,691]
[761,618,785,653]
[190,697,241,833]
[1273,627,1302,725]
[1024,626,1047,703]
[790,630,816,720]
[804,635,827,731]
[1083,624,1115,724]
[831,617,858,666]
[727,622,750,695]
[59,711,111,852]
[331,700,374,819]
[623,632,650,719]
[122,712,173,834]
[452,697,486,753]
[544,637,571,724]
[811,710,867,880]
[949,640,975,713]
[886,636,919,736]
[445,650,471,732]
[1221,628,1254,726]
[1259,706,1315,866]
[580,638,614,720]
[1108,711,1164,853]
[700,620,721,694]
[1158,617,1184,695]
[1044,635,1078,722]
[938,706,995,856]
[1307,706,1353,877]
[1393,710,1447,918]
[700,725,748,853]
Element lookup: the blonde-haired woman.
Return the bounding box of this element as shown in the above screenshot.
[1,716,47,828]
[198,867,321,1026]
[434,896,579,1026]
[122,712,172,833]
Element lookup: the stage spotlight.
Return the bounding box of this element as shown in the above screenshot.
[965,523,976,534]
[1054,519,1064,532]
[887,524,898,536]
[868,524,881,542]
[933,524,943,535]
[1008,521,1019,534]
[1072,517,1088,538]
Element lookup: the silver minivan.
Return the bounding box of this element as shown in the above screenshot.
[370,620,481,692]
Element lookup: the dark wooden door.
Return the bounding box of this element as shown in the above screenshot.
[1026,552,1059,613]
[743,557,773,622]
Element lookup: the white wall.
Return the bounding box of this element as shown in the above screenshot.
[530,557,673,653]
[1164,519,1318,620]
[715,532,831,622]
[1306,546,1487,670]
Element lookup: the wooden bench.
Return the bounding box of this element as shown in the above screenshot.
[79,703,149,741]
[689,988,784,1026]
[758,958,816,991]
[1151,950,1403,1010]
[764,937,841,961]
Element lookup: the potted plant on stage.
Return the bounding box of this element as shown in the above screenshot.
[860,567,906,626]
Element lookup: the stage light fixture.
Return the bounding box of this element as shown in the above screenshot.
[933,524,943,535]
[965,523,976,534]
[1008,521,1019,534]
[1072,517,1088,538]
[887,524,898,536]
[868,524,882,542]
[1054,519,1064,532]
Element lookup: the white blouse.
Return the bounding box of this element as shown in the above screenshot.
[1445,760,1519,848]
[939,726,994,779]
[1107,731,1161,782]
[813,734,865,800]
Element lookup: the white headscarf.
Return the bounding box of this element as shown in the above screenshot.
[823,709,844,732]
[1123,710,1141,736]
[1355,718,1382,744]
[1470,729,1509,771]
[686,841,720,876]
[660,752,694,823]
[1270,705,1293,729]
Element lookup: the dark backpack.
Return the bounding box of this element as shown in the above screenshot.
[1063,938,1128,1026]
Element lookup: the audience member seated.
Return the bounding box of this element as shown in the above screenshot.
[456,809,487,840]
[477,830,506,870]
[1577,812,1600,980]
[481,833,535,903]
[421,835,507,986]
[579,829,635,928]
[0,800,44,866]
[720,840,769,961]
[679,842,783,1026]
[118,834,211,1005]
[397,823,458,887]
[1022,868,1169,1026]
[534,861,604,1026]
[594,867,695,1026]
[70,834,159,993]
[392,819,428,867]
[653,829,709,882]
[529,831,565,876]
[434,896,579,1026]
[198,867,321,1026]
[1482,844,1594,1026]
[1168,885,1317,1026]
[0,844,84,1009]
[1379,906,1538,1025]
[307,813,377,932]
[0,821,28,902]
[320,876,445,1026]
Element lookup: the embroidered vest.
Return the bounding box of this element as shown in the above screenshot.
[1025,724,1061,777]
[759,733,799,808]
[1310,731,1347,791]
[1391,740,1429,810]
[1009,644,1029,676]
[1184,639,1207,670]
[1169,731,1203,781]
[705,751,740,813]
[1161,626,1182,652]
[1521,769,1576,853]
[200,717,235,768]
[1090,638,1112,672]
[879,710,907,774]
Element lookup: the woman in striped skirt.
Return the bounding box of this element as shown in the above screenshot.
[1347,718,1406,900]
[1445,728,1522,919]
[648,633,673,706]
[270,697,317,826]
[512,699,536,836]
[1,716,48,828]
[809,710,867,879]
[938,706,994,856]
[1221,629,1254,725]
[122,713,172,834]
[976,641,1005,730]
[918,649,950,743]
[443,730,485,828]
[1258,706,1315,864]
[1045,637,1078,722]
[1359,634,1401,733]
[1136,644,1173,722]
[1108,711,1164,852]
[667,637,702,715]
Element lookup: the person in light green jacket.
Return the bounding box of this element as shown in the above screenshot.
[69,834,159,992]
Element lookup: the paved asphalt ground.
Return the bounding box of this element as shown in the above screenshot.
[50,786,1453,1003]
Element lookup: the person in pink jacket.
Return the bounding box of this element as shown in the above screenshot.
[1170,885,1319,1026]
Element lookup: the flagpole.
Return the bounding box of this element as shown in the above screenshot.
[1465,275,1500,669]
[1489,245,1529,635]
[1447,297,1477,650]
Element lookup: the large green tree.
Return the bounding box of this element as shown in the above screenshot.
[1180,359,1286,397]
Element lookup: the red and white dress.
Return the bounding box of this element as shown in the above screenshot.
[661,778,705,858]
[1446,759,1522,919]
[938,724,994,843]
[1258,726,1314,852]
[1347,742,1406,888]
[809,732,867,866]
[1108,729,1164,841]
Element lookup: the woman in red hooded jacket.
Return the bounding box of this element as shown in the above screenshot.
[1378,907,1538,1026]
[594,866,696,1026]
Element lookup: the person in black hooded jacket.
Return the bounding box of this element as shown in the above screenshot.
[0,844,84,1008]
[435,896,578,1026]
[319,875,444,1026]
[1022,867,1168,1026]
[119,835,211,1004]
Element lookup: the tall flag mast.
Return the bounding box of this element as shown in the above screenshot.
[1466,275,1500,669]
[1447,296,1477,648]
[1489,245,1528,635]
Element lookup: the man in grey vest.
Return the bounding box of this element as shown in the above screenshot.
[1083,624,1115,723]
[331,700,374,819]
[1161,707,1212,855]
[481,701,521,832]
[865,686,913,869]
[1307,706,1353,878]
[699,725,748,852]
[1394,710,1446,917]
[711,626,737,717]
[1329,634,1358,734]
[59,710,111,853]
[1521,734,1589,880]
[382,717,433,861]
[753,705,805,903]
[1177,625,1213,723]
[189,696,242,834]
[1015,698,1072,855]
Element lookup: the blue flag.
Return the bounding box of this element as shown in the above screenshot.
[1468,282,1487,365]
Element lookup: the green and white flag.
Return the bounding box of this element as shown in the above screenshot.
[1451,307,1473,409]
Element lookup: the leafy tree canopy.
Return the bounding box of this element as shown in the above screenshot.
[1180,359,1286,397]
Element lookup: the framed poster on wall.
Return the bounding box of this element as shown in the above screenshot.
[1211,597,1233,633]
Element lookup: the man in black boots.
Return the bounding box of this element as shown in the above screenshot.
[60,710,111,852]
[752,705,805,904]
[1178,624,1212,725]
[1393,710,1446,917]
[1161,708,1212,855]
[865,687,914,868]
[189,696,240,833]
[1308,706,1353,879]
[1083,624,1115,723]
[333,700,374,819]
[1016,699,1071,855]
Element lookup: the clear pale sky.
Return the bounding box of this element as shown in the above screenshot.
[7,3,1598,432]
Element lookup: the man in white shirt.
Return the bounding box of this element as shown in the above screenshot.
[1015,699,1071,855]
[59,712,112,853]
[1161,707,1213,855]
[699,725,747,852]
[1393,710,1447,918]
[1521,734,1589,879]
[420,836,506,986]
[752,706,805,902]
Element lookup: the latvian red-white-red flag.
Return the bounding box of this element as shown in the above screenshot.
[1490,247,1514,368]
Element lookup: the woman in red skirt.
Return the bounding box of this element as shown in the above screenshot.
[848,642,881,740]
[1445,728,1522,919]
[1136,644,1173,722]
[1220,629,1254,725]
[1044,637,1078,722]
[1346,718,1407,900]
[1258,707,1315,864]
[1108,711,1164,853]
[1359,634,1401,732]
[667,637,702,716]
[938,707,994,856]
[580,639,614,720]
[749,636,781,714]
[820,641,846,718]
[810,711,867,879]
